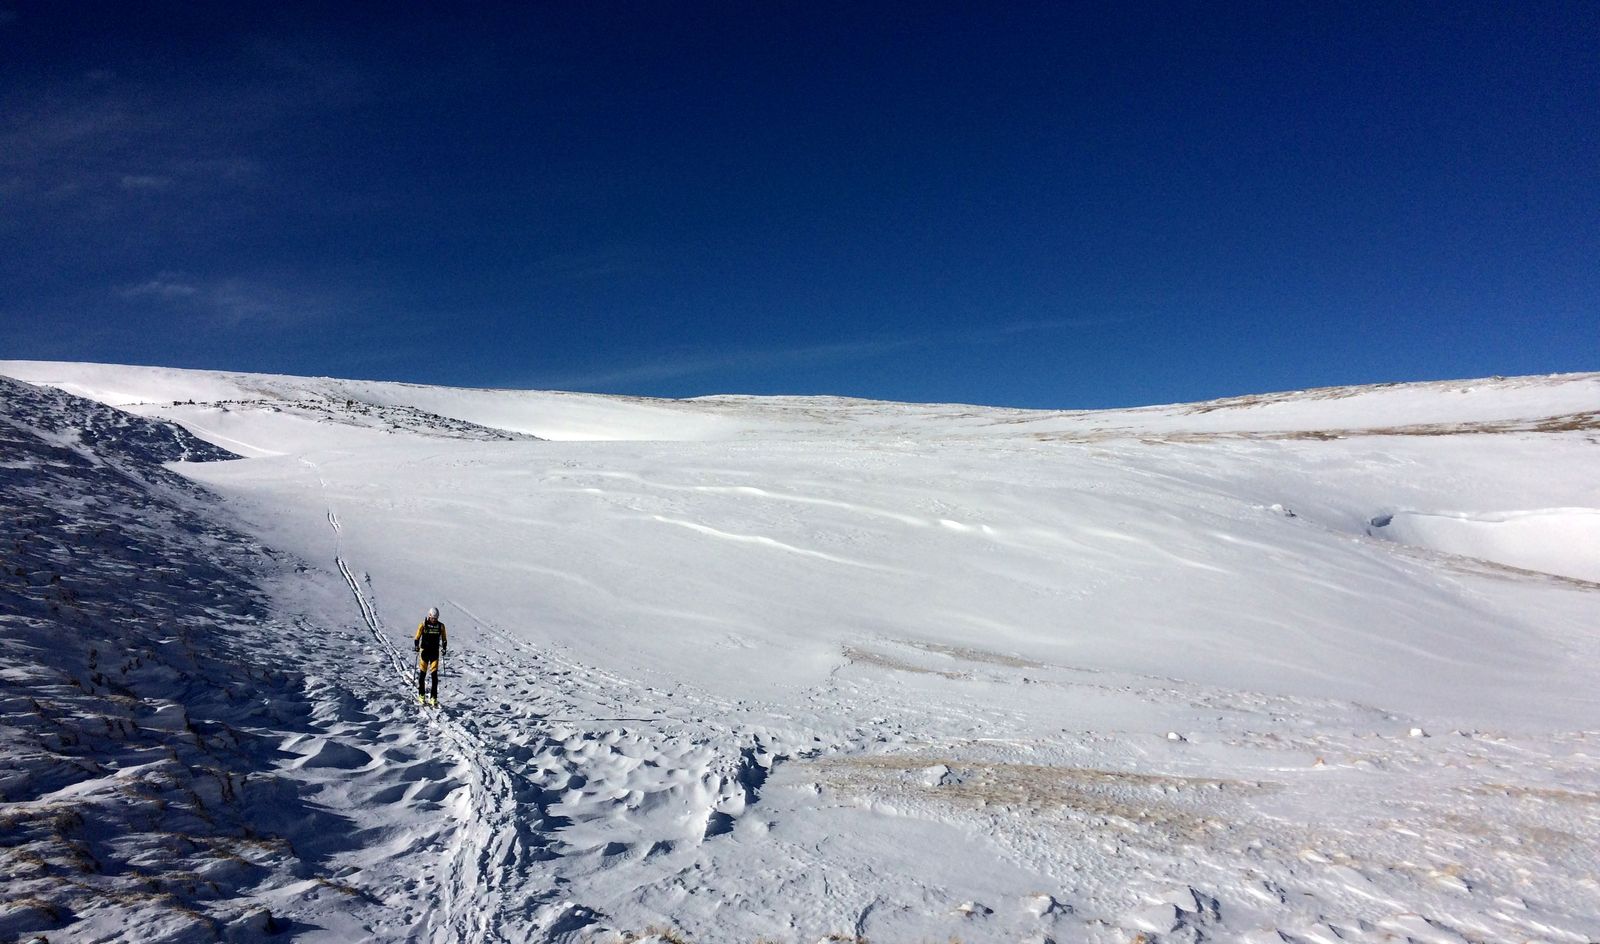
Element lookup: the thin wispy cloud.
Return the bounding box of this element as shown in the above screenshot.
[117,273,328,329]
[0,90,235,211]
[120,275,200,300]
[0,40,363,214]
[0,97,141,177]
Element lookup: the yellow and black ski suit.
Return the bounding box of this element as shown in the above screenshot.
[414,617,448,700]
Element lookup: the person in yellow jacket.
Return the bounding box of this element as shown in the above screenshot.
[414,606,448,705]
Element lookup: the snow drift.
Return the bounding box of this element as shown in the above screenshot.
[1370,507,1600,583]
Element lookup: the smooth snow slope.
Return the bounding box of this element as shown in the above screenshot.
[4,360,1599,944]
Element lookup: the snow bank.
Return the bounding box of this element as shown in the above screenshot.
[1371,508,1600,582]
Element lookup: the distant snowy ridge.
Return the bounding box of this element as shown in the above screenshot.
[3,360,1597,443]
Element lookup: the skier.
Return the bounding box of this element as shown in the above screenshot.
[414,606,448,706]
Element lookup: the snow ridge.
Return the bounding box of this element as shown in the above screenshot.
[1,375,239,466]
[0,381,329,940]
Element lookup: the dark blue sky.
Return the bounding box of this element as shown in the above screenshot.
[2,3,1595,408]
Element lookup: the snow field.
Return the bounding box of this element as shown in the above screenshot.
[3,363,1599,943]
[193,432,1600,730]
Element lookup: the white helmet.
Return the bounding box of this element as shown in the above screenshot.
[427,607,439,621]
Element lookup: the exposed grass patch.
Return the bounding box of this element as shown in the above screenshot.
[842,646,965,680]
[619,924,692,944]
[906,641,1043,670]
[1033,410,1600,444]
[810,754,1273,844]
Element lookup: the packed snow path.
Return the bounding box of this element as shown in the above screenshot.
[3,363,1599,943]
[306,453,790,941]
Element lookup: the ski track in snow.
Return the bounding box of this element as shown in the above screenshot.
[312,457,540,941]
[310,470,788,942]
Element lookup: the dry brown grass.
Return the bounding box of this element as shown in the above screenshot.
[1385,542,1600,592]
[619,925,693,944]
[0,895,64,920]
[1032,410,1600,444]
[809,755,1272,844]
[312,875,366,898]
[906,641,1043,670]
[842,646,965,680]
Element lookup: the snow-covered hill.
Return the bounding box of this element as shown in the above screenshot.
[2,361,1597,943]
[0,376,383,941]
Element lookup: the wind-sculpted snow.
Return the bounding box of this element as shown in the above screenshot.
[0,386,322,941]
[1368,508,1600,584]
[0,374,239,465]
[165,395,545,447]
[3,362,1600,943]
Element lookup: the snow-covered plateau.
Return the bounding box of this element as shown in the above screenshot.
[2,360,1597,944]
